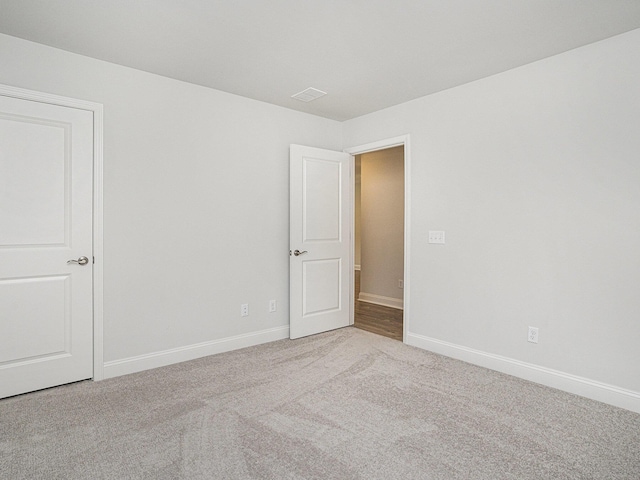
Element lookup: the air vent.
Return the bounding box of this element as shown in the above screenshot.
[291,87,327,102]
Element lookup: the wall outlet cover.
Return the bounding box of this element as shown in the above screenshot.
[428,231,445,244]
[528,326,539,343]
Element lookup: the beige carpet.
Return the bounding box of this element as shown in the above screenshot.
[1,327,639,479]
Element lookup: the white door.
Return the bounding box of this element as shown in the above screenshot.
[0,94,94,398]
[289,145,351,339]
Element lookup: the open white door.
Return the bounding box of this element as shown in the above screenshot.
[290,144,352,339]
[0,94,94,398]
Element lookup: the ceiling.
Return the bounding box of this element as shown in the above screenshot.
[1,0,640,121]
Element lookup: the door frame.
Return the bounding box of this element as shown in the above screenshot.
[344,135,410,343]
[0,83,105,381]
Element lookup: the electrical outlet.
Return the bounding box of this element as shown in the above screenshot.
[240,304,249,317]
[269,299,277,313]
[398,279,403,289]
[428,231,445,244]
[528,326,539,343]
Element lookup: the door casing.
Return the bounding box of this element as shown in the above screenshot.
[0,83,105,381]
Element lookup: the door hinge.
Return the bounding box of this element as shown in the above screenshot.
[93,256,95,264]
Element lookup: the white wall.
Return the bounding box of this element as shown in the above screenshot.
[359,147,404,305]
[0,34,342,372]
[343,29,640,409]
[3,28,640,412]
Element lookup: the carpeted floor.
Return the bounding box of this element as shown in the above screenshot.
[1,327,639,479]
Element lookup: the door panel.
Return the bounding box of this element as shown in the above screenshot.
[290,145,351,339]
[303,258,341,315]
[0,94,93,398]
[0,115,68,246]
[303,158,341,241]
[0,275,69,364]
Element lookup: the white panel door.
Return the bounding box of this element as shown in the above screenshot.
[290,145,351,339]
[0,94,93,398]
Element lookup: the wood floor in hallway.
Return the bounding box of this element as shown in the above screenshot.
[354,270,403,341]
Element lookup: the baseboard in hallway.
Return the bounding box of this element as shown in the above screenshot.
[354,270,403,341]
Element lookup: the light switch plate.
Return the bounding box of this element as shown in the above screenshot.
[428,231,445,244]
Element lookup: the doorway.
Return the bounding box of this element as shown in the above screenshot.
[289,135,410,342]
[346,136,409,342]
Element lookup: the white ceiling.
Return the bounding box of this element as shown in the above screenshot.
[1,0,640,121]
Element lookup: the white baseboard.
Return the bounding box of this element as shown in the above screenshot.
[407,332,640,414]
[103,326,289,379]
[354,264,361,271]
[358,292,403,310]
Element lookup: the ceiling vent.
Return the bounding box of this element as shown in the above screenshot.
[291,87,327,102]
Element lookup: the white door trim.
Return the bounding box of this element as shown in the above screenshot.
[0,83,105,381]
[344,135,411,343]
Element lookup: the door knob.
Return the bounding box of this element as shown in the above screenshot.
[67,256,89,265]
[293,250,308,257]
